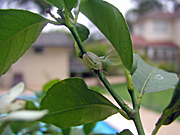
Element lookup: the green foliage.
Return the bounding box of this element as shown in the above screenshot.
[0,9,48,77]
[84,41,110,56]
[42,79,60,92]
[45,0,63,9]
[76,23,90,42]
[116,129,133,135]
[64,0,77,11]
[40,78,118,129]
[0,0,179,134]
[25,101,38,110]
[10,121,39,134]
[132,54,178,94]
[80,0,133,71]
[156,79,180,125]
[62,127,71,135]
[83,122,97,135]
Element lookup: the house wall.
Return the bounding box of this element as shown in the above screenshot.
[172,17,180,46]
[133,19,173,42]
[0,47,71,89]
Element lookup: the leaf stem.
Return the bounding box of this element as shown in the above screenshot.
[63,0,73,28]
[65,13,138,131]
[97,71,132,115]
[68,26,87,55]
[152,124,162,135]
[128,89,145,135]
[125,68,145,135]
[118,109,131,120]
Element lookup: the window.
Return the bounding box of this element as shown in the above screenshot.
[138,23,144,34]
[147,47,154,59]
[153,20,168,33]
[34,46,45,53]
[157,48,164,59]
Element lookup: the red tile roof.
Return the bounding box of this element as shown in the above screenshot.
[135,8,180,23]
[131,35,177,48]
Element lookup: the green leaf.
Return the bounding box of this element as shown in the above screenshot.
[45,0,63,9]
[80,0,133,71]
[0,9,48,77]
[116,129,133,135]
[130,54,138,75]
[39,78,118,129]
[62,127,71,135]
[42,79,60,92]
[10,121,38,134]
[25,101,38,110]
[64,0,77,11]
[83,122,96,135]
[156,79,180,125]
[76,23,90,42]
[132,54,178,94]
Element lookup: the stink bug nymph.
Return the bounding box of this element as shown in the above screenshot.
[83,52,109,74]
[83,52,102,70]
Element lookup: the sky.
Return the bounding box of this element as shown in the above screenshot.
[43,0,135,32]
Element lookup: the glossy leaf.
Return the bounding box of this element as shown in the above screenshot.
[25,101,38,110]
[10,121,38,134]
[62,128,71,135]
[64,0,77,11]
[0,9,48,77]
[42,79,60,92]
[39,78,118,129]
[132,54,178,94]
[80,0,133,71]
[116,129,133,135]
[156,79,180,125]
[45,0,63,9]
[83,122,96,135]
[76,23,90,42]
[130,54,138,75]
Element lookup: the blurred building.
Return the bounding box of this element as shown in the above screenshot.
[0,32,75,89]
[131,9,180,72]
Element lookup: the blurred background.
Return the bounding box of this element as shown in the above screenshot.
[0,0,180,89]
[1,0,180,134]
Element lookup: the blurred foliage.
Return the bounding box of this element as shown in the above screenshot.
[157,61,176,73]
[0,0,52,14]
[84,40,111,57]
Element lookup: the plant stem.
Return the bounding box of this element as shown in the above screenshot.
[98,71,132,115]
[152,124,161,135]
[128,90,145,135]
[125,68,145,135]
[68,27,87,55]
[69,23,132,115]
[68,19,133,120]
[69,21,145,134]
[63,0,72,28]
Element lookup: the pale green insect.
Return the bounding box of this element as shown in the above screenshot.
[83,52,103,70]
[100,50,122,66]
